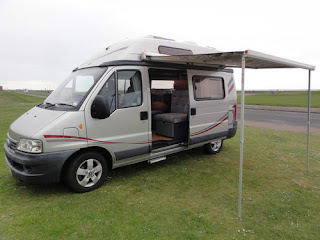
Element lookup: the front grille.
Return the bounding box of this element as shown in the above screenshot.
[10,141,17,151]
[7,138,17,151]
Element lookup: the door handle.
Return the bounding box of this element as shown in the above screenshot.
[140,111,148,120]
[191,108,196,116]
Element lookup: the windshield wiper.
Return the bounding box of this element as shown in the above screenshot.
[39,102,55,109]
[54,103,77,108]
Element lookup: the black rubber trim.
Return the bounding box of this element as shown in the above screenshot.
[140,111,148,120]
[115,145,150,160]
[227,121,238,139]
[4,143,78,184]
[99,60,234,73]
[189,131,228,145]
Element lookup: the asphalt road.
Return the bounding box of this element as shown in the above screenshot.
[239,109,320,129]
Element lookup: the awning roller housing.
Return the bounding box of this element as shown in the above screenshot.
[141,50,315,70]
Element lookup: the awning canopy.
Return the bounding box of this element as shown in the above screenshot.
[141,50,315,71]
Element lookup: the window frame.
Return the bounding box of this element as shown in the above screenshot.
[98,72,116,114]
[192,75,225,101]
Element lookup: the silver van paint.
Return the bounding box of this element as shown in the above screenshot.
[4,36,237,191]
[84,65,151,166]
[38,111,88,153]
[9,107,66,140]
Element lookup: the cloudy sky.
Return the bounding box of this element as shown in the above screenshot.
[0,0,318,90]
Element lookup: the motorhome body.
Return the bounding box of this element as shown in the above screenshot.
[4,36,237,192]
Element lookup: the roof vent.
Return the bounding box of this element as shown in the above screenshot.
[145,35,175,41]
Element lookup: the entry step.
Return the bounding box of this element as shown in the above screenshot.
[148,156,166,164]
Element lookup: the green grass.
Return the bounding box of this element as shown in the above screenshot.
[1,91,320,239]
[237,91,320,108]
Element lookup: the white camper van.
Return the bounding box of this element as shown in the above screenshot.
[4,36,237,192]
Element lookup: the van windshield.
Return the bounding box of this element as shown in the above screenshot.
[39,67,107,111]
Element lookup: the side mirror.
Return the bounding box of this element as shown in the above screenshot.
[91,95,110,119]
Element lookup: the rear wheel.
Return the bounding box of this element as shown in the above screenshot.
[203,139,223,155]
[66,152,108,193]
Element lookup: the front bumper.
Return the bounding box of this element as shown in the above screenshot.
[4,142,78,184]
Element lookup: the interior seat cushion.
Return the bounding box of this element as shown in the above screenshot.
[171,90,189,113]
[152,101,168,112]
[152,110,163,116]
[154,113,187,123]
[174,80,188,90]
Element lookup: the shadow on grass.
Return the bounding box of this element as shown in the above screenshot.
[12,180,71,196]
[108,147,206,181]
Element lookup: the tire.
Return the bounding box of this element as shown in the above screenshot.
[203,139,223,155]
[65,152,108,193]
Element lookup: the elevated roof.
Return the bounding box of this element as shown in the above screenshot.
[78,36,220,69]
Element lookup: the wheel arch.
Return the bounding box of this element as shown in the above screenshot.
[60,146,113,182]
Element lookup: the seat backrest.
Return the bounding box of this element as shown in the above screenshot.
[171,90,189,113]
[171,80,189,113]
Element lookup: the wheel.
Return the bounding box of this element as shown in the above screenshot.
[65,152,108,193]
[203,139,223,155]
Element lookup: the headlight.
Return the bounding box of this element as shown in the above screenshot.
[17,138,43,153]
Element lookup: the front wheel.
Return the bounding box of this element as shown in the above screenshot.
[203,139,223,155]
[65,152,108,193]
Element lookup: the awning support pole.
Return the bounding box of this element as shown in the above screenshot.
[238,56,246,220]
[306,70,311,172]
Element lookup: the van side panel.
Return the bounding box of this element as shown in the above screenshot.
[187,70,229,145]
[84,66,151,164]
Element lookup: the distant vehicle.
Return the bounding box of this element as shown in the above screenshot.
[23,89,28,93]
[4,36,237,192]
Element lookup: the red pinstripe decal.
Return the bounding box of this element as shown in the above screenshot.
[43,135,151,145]
[190,116,228,137]
[228,83,235,94]
[45,114,229,143]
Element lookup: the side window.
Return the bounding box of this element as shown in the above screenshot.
[193,76,224,100]
[117,70,142,108]
[158,46,193,55]
[98,73,116,113]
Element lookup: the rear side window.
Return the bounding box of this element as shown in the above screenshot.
[193,76,225,100]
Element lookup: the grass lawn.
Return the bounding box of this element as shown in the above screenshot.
[237,91,320,108]
[1,91,320,239]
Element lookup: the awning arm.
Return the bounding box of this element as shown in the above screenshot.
[238,55,246,220]
[307,70,311,172]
